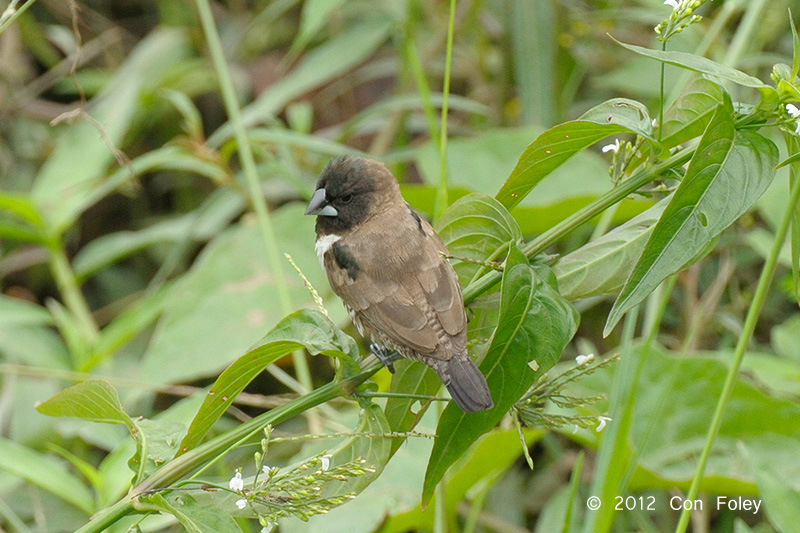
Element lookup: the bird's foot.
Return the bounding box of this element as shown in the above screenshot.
[370,343,400,373]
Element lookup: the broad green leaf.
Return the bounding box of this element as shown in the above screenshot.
[30,29,192,234]
[208,20,392,146]
[416,126,610,213]
[568,346,800,493]
[139,205,344,386]
[129,419,186,484]
[36,380,136,432]
[661,78,725,149]
[0,191,44,227]
[0,294,53,327]
[176,309,358,455]
[141,493,241,533]
[383,360,441,457]
[554,198,667,300]
[605,103,779,335]
[752,460,800,532]
[436,193,521,288]
[381,428,543,532]
[496,98,655,210]
[322,401,391,498]
[612,38,769,89]
[422,245,578,505]
[0,438,94,514]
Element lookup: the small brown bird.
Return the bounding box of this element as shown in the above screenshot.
[305,156,493,412]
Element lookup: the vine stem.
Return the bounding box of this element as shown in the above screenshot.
[194,0,313,394]
[674,170,800,533]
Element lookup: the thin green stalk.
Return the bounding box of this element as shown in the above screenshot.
[75,360,384,533]
[434,0,457,223]
[462,147,694,304]
[404,27,440,147]
[659,41,666,142]
[0,0,37,36]
[674,170,800,533]
[583,306,640,533]
[194,0,312,393]
[48,245,99,342]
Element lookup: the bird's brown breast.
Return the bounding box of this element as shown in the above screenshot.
[318,204,467,361]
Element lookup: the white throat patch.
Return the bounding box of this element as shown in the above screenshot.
[315,234,342,267]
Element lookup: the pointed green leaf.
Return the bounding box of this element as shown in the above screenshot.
[176,309,358,455]
[554,198,669,300]
[791,9,800,80]
[129,419,187,484]
[661,78,725,149]
[496,98,655,209]
[605,103,779,335]
[142,493,241,533]
[436,193,521,288]
[383,360,440,457]
[323,401,392,498]
[36,380,135,432]
[0,438,95,515]
[612,37,769,89]
[422,245,578,505]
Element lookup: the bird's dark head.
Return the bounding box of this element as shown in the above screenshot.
[305,156,400,233]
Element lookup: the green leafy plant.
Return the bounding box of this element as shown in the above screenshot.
[3,1,800,532]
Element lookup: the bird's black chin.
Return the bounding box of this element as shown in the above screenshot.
[305,188,338,217]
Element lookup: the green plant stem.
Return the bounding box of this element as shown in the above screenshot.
[582,305,639,533]
[462,147,694,305]
[0,0,38,36]
[48,245,99,341]
[74,361,384,533]
[404,24,440,147]
[674,167,800,533]
[434,0,457,223]
[659,41,666,142]
[194,0,313,394]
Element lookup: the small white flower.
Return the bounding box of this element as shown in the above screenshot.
[320,454,333,472]
[229,471,244,491]
[236,498,247,509]
[601,139,622,154]
[787,103,800,118]
[262,465,271,475]
[596,416,612,432]
[261,523,277,533]
[575,353,595,366]
[664,0,681,9]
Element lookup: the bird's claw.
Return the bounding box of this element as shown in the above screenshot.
[370,343,400,373]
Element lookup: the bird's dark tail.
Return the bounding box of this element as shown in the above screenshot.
[441,357,493,412]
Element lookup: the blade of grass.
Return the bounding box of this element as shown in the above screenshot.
[434,0,457,223]
[674,138,800,533]
[193,0,313,395]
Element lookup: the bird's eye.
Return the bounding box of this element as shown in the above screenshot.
[340,194,353,204]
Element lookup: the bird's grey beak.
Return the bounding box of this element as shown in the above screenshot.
[305,188,338,216]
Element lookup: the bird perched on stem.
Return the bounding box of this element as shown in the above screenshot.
[305,156,493,412]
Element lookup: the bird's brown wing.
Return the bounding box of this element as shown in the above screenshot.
[324,222,466,358]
